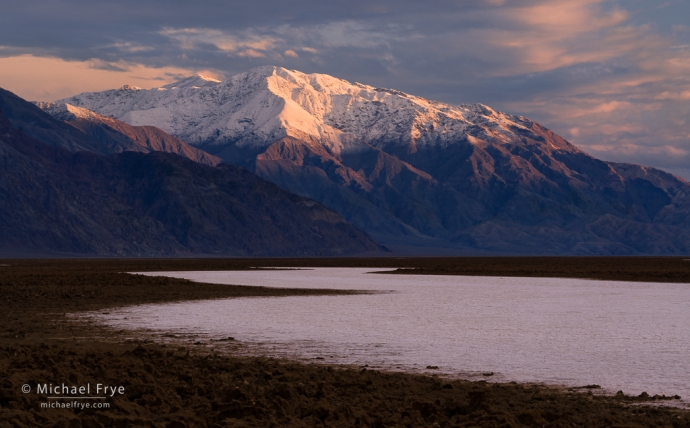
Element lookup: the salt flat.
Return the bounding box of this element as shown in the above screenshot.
[95,268,690,403]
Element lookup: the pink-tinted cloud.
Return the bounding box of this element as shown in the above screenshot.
[0,55,220,101]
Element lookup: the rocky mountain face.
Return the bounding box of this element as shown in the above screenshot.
[0,88,220,166]
[36,102,221,166]
[0,97,382,257]
[58,67,690,255]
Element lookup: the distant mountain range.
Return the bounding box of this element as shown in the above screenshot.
[53,66,690,255]
[0,88,382,256]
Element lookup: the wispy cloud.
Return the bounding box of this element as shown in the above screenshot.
[159,27,277,57]
[104,42,154,53]
[157,20,416,62]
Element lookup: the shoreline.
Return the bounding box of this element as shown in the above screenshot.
[80,315,688,408]
[2,259,690,426]
[4,256,690,283]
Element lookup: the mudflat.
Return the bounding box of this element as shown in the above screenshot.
[1,258,689,427]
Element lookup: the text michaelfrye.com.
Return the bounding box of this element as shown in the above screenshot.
[40,401,111,410]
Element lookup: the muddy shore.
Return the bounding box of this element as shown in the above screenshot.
[3,256,687,282]
[2,259,690,427]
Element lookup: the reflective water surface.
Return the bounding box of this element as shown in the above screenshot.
[91,268,690,402]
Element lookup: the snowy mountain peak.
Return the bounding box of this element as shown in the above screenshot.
[56,65,573,154]
[162,74,222,90]
[34,102,102,122]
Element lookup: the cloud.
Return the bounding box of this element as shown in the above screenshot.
[656,90,690,100]
[86,58,131,72]
[157,20,415,62]
[236,49,265,58]
[104,42,154,54]
[384,1,665,79]
[287,20,416,49]
[159,27,276,56]
[0,55,203,101]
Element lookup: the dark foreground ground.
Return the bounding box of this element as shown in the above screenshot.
[1,258,690,427]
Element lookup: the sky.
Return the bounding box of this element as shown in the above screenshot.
[2,0,690,178]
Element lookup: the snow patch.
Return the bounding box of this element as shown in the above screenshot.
[56,65,555,152]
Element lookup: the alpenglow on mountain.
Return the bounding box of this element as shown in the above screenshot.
[59,66,690,255]
[58,67,548,154]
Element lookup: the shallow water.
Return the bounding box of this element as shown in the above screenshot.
[93,268,690,402]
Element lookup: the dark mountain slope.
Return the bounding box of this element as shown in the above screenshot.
[247,125,690,255]
[0,110,382,256]
[0,87,105,154]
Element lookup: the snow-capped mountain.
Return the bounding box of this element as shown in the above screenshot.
[37,101,104,122]
[55,67,690,255]
[59,66,572,155]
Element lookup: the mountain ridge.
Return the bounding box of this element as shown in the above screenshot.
[37,101,222,166]
[0,87,222,166]
[59,65,557,154]
[55,67,690,255]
